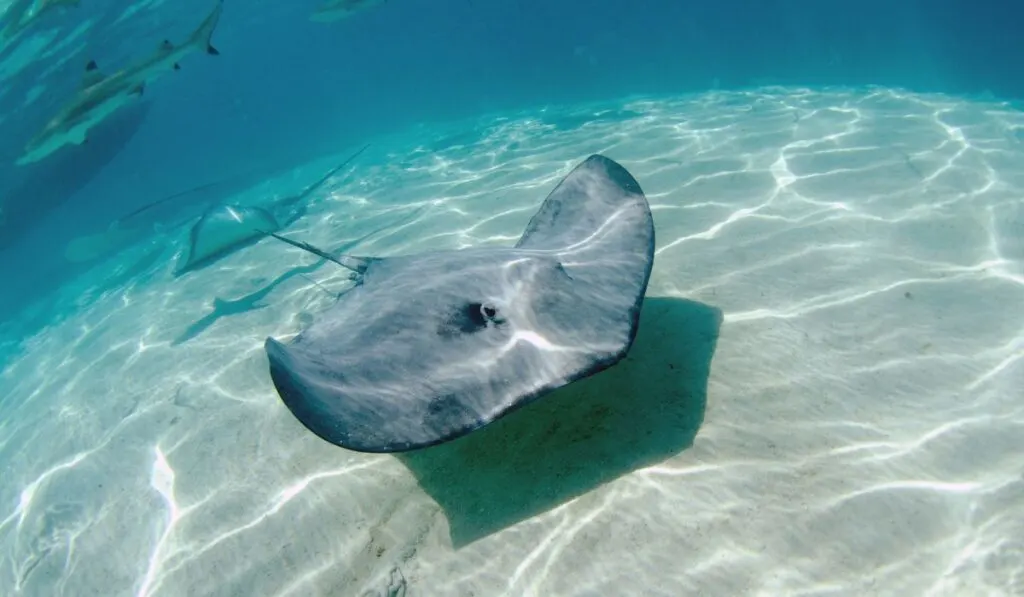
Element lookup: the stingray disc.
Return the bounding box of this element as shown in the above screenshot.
[265,154,655,452]
[176,204,280,275]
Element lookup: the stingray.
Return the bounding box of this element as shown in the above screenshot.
[63,152,323,265]
[173,204,428,345]
[65,178,252,265]
[263,154,656,453]
[174,143,369,276]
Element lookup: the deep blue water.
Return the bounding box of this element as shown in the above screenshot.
[0,0,1021,325]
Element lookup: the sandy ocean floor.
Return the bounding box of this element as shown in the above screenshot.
[1,87,1023,596]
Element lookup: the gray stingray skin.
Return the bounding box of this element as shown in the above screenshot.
[175,204,281,276]
[265,154,655,452]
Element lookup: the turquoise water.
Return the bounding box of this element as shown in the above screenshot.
[2,2,1024,596]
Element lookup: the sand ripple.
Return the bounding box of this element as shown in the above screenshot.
[1,86,1022,596]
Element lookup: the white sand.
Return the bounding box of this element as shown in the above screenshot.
[1,87,1022,596]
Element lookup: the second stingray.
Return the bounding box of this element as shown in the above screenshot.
[264,154,656,453]
[175,143,370,276]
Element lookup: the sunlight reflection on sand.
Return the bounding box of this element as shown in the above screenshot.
[1,86,1022,596]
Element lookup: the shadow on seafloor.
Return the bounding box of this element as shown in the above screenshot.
[398,296,723,548]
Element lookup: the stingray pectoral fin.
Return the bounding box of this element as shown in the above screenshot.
[267,339,323,437]
[516,154,651,251]
[266,337,390,450]
[266,334,495,453]
[265,338,326,437]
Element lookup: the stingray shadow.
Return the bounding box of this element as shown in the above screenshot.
[397,296,722,548]
[173,202,417,346]
[172,261,326,345]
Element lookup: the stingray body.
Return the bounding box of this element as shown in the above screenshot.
[175,204,280,275]
[265,154,655,453]
[174,144,370,275]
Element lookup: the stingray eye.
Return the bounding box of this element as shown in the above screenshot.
[462,302,488,329]
[440,302,502,337]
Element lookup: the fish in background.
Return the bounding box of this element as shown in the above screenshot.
[15,0,224,166]
[310,0,386,22]
[0,99,152,251]
[0,0,78,47]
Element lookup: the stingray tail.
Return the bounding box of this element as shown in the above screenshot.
[298,143,371,200]
[260,230,372,275]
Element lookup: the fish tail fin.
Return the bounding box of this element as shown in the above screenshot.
[190,0,224,56]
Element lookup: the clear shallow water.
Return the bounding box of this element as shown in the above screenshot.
[1,87,1022,595]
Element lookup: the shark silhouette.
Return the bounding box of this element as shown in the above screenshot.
[16,0,224,166]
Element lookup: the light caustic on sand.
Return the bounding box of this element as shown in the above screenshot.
[1,87,1022,596]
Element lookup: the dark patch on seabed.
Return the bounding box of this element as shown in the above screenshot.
[173,261,325,345]
[399,296,723,547]
[174,202,424,345]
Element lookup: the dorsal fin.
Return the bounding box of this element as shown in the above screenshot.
[81,60,103,88]
[159,39,174,53]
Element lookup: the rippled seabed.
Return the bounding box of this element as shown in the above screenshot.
[1,87,1022,596]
